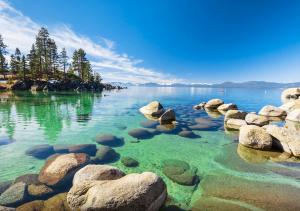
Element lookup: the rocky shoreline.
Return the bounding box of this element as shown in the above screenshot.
[0,80,125,92]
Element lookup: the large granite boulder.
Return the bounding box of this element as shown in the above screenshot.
[264,125,300,157]
[286,109,300,123]
[162,159,198,186]
[0,182,28,207]
[92,146,119,164]
[239,125,272,150]
[225,119,247,130]
[25,144,55,159]
[38,153,90,187]
[258,105,287,117]
[159,109,176,124]
[217,103,238,112]
[280,100,300,113]
[67,172,167,211]
[73,165,125,185]
[281,87,300,102]
[95,134,124,147]
[245,113,269,127]
[224,110,247,123]
[68,144,97,156]
[139,101,165,118]
[204,99,224,109]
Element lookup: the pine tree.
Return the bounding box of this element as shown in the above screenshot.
[95,72,102,84]
[59,48,68,80]
[35,27,50,79]
[27,44,39,80]
[21,55,28,81]
[0,34,8,79]
[10,48,22,77]
[71,49,92,82]
[47,39,58,78]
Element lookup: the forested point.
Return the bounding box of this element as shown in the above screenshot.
[0,27,123,91]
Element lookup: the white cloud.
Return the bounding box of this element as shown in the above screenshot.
[0,0,180,84]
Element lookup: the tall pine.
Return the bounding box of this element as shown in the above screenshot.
[59,48,68,80]
[0,34,8,79]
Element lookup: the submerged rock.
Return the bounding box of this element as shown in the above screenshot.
[258,105,287,117]
[25,144,55,159]
[53,145,70,154]
[239,125,272,150]
[68,144,97,156]
[0,182,28,207]
[73,164,125,185]
[67,172,167,211]
[121,157,139,167]
[140,120,159,128]
[92,146,119,164]
[159,109,176,124]
[128,128,154,139]
[139,101,165,118]
[245,113,269,127]
[204,99,224,109]
[38,153,90,187]
[178,130,199,138]
[0,137,14,146]
[14,174,39,185]
[162,159,198,186]
[286,109,300,123]
[95,134,124,147]
[0,181,12,196]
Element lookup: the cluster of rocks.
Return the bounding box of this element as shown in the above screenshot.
[0,153,167,210]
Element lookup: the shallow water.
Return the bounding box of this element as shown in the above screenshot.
[0,87,299,209]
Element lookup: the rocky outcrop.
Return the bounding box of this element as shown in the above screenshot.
[239,125,273,150]
[139,101,164,118]
[245,113,269,126]
[159,109,176,124]
[258,105,286,117]
[38,153,89,187]
[286,109,300,123]
[264,125,300,157]
[67,172,167,211]
[73,165,125,185]
[204,99,224,109]
[281,87,300,102]
[217,103,238,112]
[0,182,28,207]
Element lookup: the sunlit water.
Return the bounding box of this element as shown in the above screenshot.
[0,87,299,209]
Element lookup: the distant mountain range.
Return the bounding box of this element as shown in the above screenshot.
[110,81,300,88]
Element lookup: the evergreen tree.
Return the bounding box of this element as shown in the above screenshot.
[27,44,39,80]
[71,49,92,82]
[10,48,22,77]
[21,55,28,81]
[35,27,50,79]
[59,48,68,80]
[0,34,8,79]
[95,72,102,84]
[47,39,58,78]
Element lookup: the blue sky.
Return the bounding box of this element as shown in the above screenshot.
[1,0,300,83]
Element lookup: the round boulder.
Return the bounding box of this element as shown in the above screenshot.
[73,165,125,185]
[38,153,90,187]
[128,128,154,139]
[225,119,247,130]
[25,144,55,159]
[68,144,97,156]
[121,157,139,167]
[0,182,28,207]
[95,134,124,147]
[162,159,198,186]
[67,172,167,211]
[281,87,300,102]
[92,146,119,164]
[178,130,199,138]
[204,99,224,109]
[258,105,287,117]
[280,100,300,113]
[245,113,269,127]
[217,103,238,112]
[159,109,176,124]
[139,101,165,117]
[239,125,273,150]
[224,110,247,123]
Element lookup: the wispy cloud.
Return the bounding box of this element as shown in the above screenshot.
[0,0,180,84]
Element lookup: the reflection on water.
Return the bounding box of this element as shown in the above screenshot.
[0,87,300,209]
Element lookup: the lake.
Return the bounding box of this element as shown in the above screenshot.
[0,87,300,210]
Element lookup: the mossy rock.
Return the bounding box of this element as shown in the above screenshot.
[121,157,139,167]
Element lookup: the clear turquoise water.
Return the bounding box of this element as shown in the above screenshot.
[0,87,299,209]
